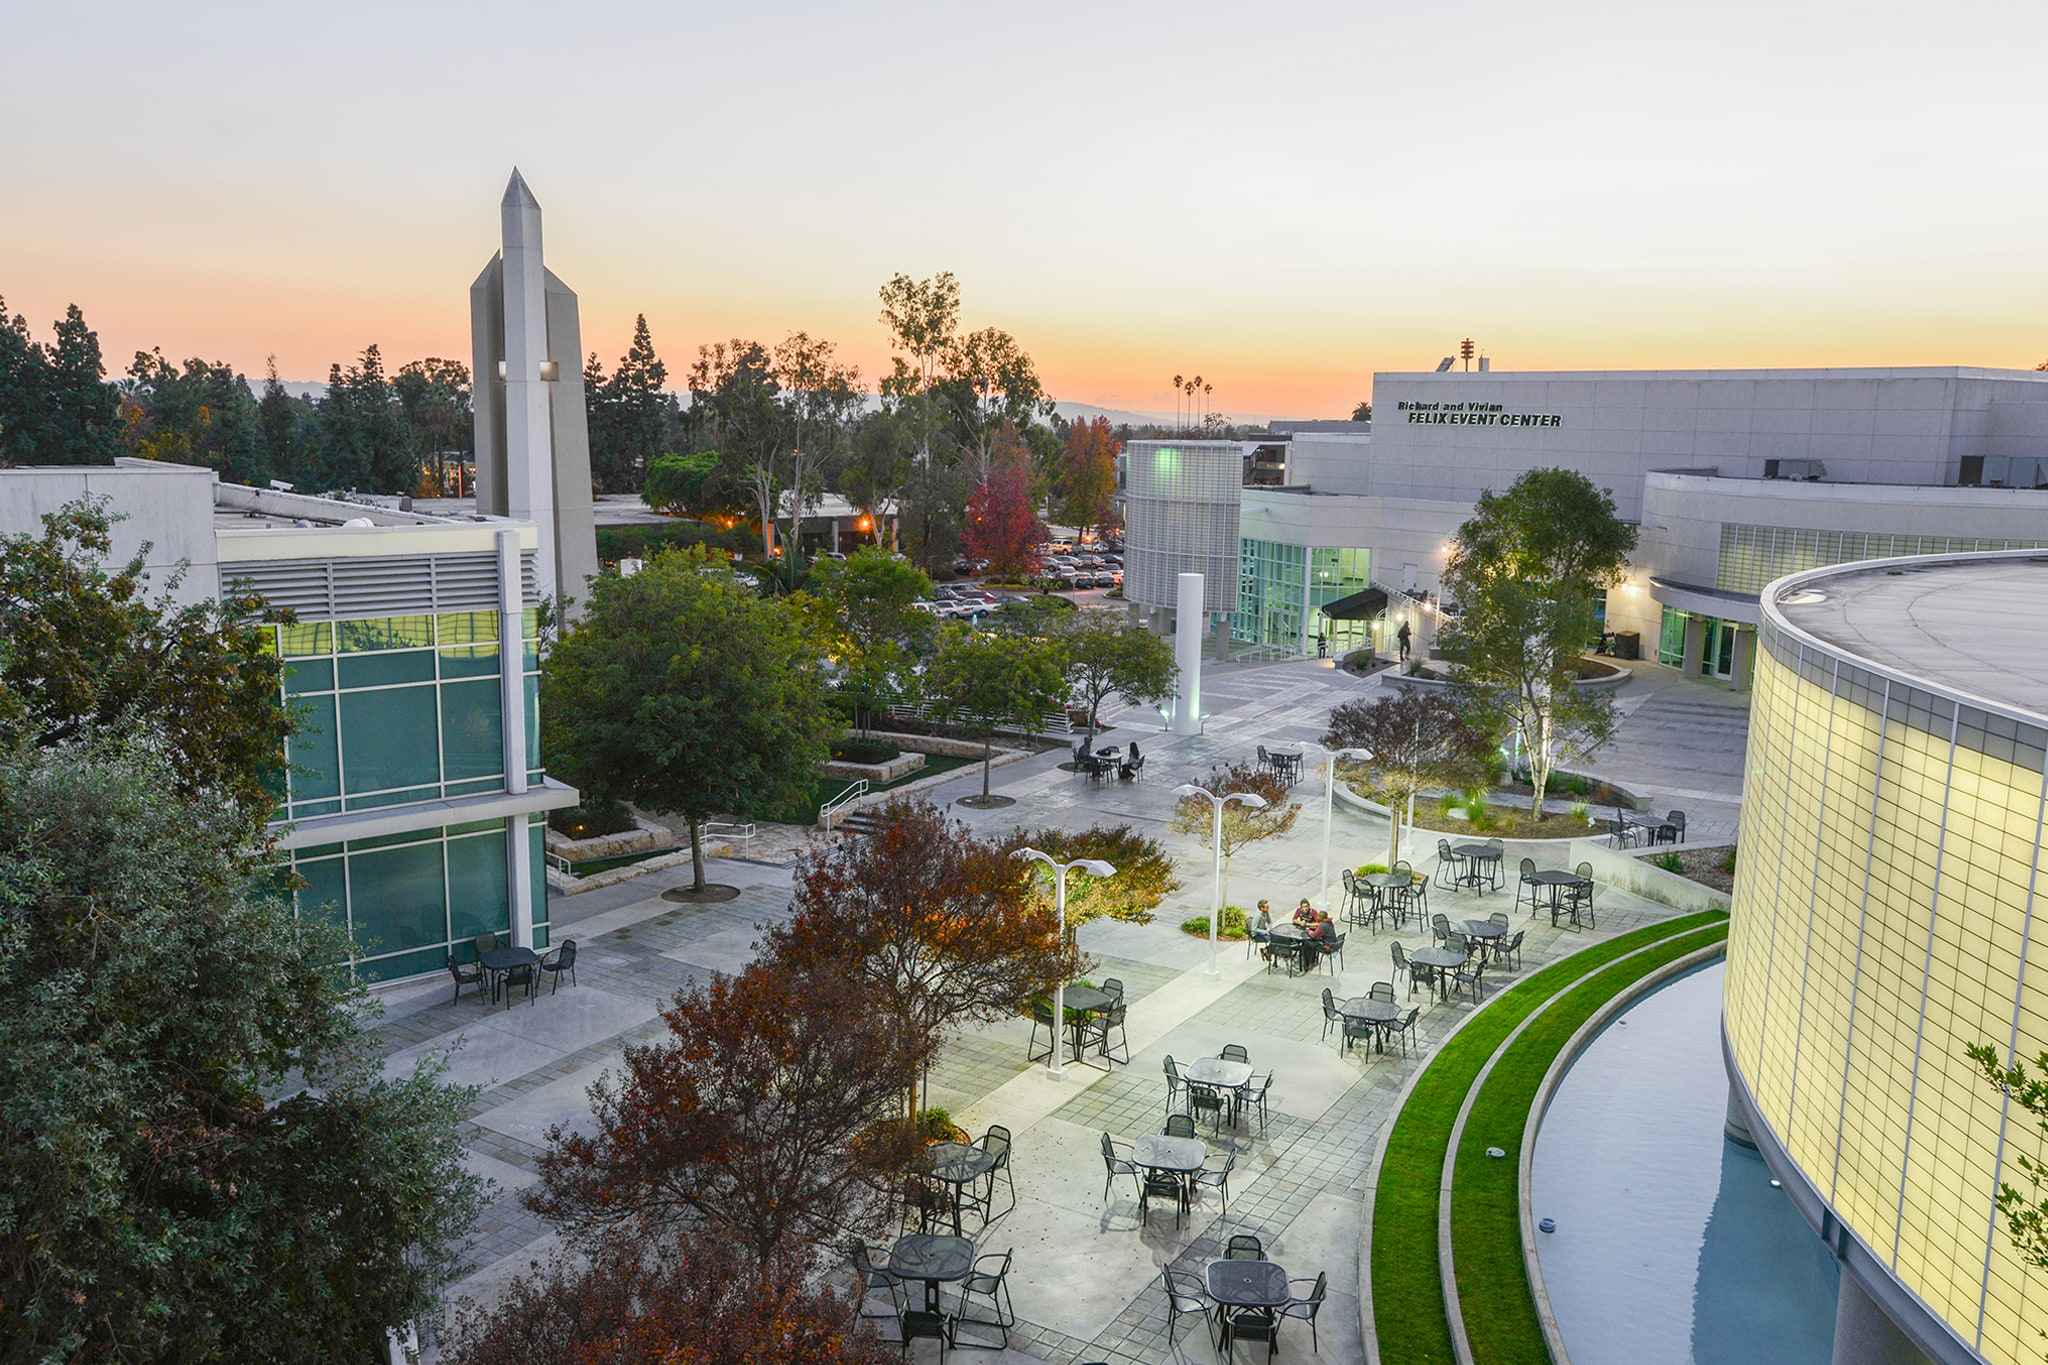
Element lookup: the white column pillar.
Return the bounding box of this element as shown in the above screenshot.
[500,174,559,605]
[1171,572,1203,735]
[498,529,535,948]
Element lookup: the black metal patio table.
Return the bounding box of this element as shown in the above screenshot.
[1528,869,1592,926]
[1058,985,1116,1065]
[923,1142,999,1236]
[1208,1258,1290,1353]
[1461,918,1509,965]
[479,945,539,1005]
[1340,995,1402,1053]
[1410,945,1466,1001]
[1450,841,1500,891]
[1131,1133,1206,1224]
[1361,871,1410,927]
[889,1233,976,1329]
[1266,923,1311,974]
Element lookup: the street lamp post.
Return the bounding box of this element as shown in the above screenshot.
[1314,744,1373,908]
[1010,848,1117,1077]
[1173,784,1269,975]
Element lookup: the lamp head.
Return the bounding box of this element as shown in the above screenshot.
[1231,792,1270,810]
[1173,783,1206,800]
[1073,859,1117,878]
[1011,847,1049,865]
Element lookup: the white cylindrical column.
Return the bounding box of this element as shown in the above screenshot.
[1172,572,1203,735]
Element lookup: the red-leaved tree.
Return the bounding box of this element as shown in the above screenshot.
[963,422,1044,578]
[528,955,927,1269]
[771,797,1077,1116]
[440,1231,895,1365]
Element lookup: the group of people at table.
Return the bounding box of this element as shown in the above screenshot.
[1249,898,1338,973]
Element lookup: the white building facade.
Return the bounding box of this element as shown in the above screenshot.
[1,460,579,983]
[1126,367,2048,688]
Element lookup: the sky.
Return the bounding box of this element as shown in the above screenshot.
[4,0,2045,419]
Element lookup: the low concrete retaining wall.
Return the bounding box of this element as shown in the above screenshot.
[822,750,927,783]
[1567,838,1731,913]
[856,729,990,759]
[543,818,674,861]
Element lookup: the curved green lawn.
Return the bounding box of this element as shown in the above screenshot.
[1368,910,1728,1365]
[1451,922,1728,1363]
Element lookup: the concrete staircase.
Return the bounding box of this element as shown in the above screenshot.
[837,808,884,838]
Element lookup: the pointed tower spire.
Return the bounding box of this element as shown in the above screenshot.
[502,166,540,210]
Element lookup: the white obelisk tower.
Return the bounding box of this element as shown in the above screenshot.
[1170,571,1205,735]
[471,169,599,614]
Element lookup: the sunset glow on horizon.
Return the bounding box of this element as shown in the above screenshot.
[5,0,2045,418]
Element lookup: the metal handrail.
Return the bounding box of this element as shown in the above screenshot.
[819,780,869,825]
[702,820,756,844]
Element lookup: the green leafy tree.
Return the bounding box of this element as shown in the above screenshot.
[0,498,288,812]
[393,357,472,495]
[0,732,486,1364]
[1967,1041,2048,1300]
[839,406,917,551]
[0,294,45,462]
[944,325,1052,481]
[120,349,265,484]
[995,823,1182,928]
[641,450,721,515]
[898,446,968,575]
[1058,614,1176,738]
[540,546,837,888]
[807,548,935,735]
[1440,467,1635,808]
[257,356,315,486]
[589,315,679,493]
[1057,416,1120,538]
[923,624,1069,801]
[34,302,123,464]
[877,271,961,471]
[314,344,414,493]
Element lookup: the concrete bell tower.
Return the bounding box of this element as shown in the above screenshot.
[470,168,598,613]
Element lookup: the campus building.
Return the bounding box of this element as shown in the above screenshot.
[1122,368,2048,683]
[0,460,579,982]
[1722,549,2048,1365]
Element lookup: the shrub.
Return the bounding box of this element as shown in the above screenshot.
[1001,824,1182,927]
[549,797,637,839]
[595,520,757,564]
[916,1107,969,1145]
[1569,801,1591,823]
[1355,862,1390,876]
[832,738,901,765]
[1720,847,1738,874]
[1651,852,1684,874]
[1179,905,1251,941]
[1462,788,1495,832]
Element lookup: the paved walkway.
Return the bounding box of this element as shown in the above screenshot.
[377,656,1713,1362]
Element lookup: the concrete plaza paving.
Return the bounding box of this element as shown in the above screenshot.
[387,657,1721,1361]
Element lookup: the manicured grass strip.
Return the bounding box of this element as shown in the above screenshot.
[1368,910,1728,1365]
[1451,923,1728,1364]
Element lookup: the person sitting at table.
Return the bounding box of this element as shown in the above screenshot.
[1295,900,1331,970]
[1253,900,1275,962]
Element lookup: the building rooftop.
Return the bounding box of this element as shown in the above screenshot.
[1770,553,2048,722]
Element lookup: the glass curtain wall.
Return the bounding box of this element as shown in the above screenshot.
[1234,538,1305,649]
[1309,547,1372,654]
[267,608,546,981]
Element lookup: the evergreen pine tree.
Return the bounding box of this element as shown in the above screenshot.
[41,305,122,464]
[0,295,45,463]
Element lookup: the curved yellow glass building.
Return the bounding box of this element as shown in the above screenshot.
[1725,549,2048,1365]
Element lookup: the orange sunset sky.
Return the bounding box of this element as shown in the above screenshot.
[4,1,2044,419]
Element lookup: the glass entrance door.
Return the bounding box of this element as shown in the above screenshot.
[1705,619,1736,679]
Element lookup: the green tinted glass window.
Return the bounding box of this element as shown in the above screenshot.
[438,611,502,678]
[288,695,341,801]
[338,616,434,652]
[295,855,349,933]
[529,818,549,945]
[524,674,540,770]
[280,621,333,657]
[447,830,510,942]
[337,651,436,689]
[441,679,504,782]
[284,658,335,695]
[339,687,440,794]
[347,842,446,955]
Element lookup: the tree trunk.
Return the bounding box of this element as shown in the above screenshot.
[689,817,705,890]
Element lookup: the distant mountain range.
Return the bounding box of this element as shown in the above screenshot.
[273,382,1280,428]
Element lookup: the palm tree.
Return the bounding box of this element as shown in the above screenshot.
[1193,375,1205,431]
[1204,381,1214,431]
[1172,373,1184,432]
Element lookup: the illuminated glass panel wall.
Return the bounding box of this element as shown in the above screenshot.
[1725,620,2048,1362]
[1717,524,2048,595]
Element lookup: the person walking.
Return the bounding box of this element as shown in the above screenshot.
[1397,619,1412,662]
[1316,630,1328,659]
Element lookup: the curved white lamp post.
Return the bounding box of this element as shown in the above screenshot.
[1011,848,1117,1076]
[1173,783,1269,975]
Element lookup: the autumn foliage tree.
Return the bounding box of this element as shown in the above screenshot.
[1057,416,1120,539]
[1324,690,1496,865]
[1169,760,1301,907]
[528,956,925,1269]
[963,422,1044,579]
[771,798,1076,1116]
[440,1229,894,1365]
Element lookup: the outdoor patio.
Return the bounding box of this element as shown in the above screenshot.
[373,657,1702,1363]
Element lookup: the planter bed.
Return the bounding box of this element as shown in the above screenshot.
[1643,843,1737,895]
